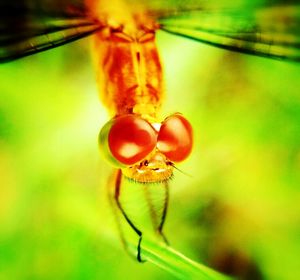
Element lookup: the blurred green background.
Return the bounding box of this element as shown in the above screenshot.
[1,18,300,280]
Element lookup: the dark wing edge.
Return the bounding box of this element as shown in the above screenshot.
[0,1,103,63]
[0,18,103,63]
[157,4,300,62]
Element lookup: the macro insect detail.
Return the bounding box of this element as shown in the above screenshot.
[99,113,193,183]
[1,0,300,264]
[90,3,194,259]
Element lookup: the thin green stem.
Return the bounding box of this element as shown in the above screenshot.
[126,237,232,280]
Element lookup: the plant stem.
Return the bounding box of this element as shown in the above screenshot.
[126,238,231,280]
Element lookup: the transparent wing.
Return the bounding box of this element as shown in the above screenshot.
[0,0,102,62]
[2,0,299,63]
[156,3,300,61]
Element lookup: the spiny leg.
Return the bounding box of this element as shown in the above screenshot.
[157,181,169,245]
[114,169,145,262]
[143,181,170,245]
[107,171,135,260]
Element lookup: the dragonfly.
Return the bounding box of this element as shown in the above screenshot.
[1,0,300,262]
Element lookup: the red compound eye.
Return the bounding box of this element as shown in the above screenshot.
[108,114,157,165]
[157,113,193,162]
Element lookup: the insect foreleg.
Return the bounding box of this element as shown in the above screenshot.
[114,169,145,262]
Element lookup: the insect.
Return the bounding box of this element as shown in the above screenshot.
[1,0,300,262]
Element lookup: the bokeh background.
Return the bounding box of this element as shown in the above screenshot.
[1,9,300,280]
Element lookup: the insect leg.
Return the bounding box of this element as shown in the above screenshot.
[157,181,169,245]
[114,169,145,262]
[107,171,134,260]
[143,181,169,245]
